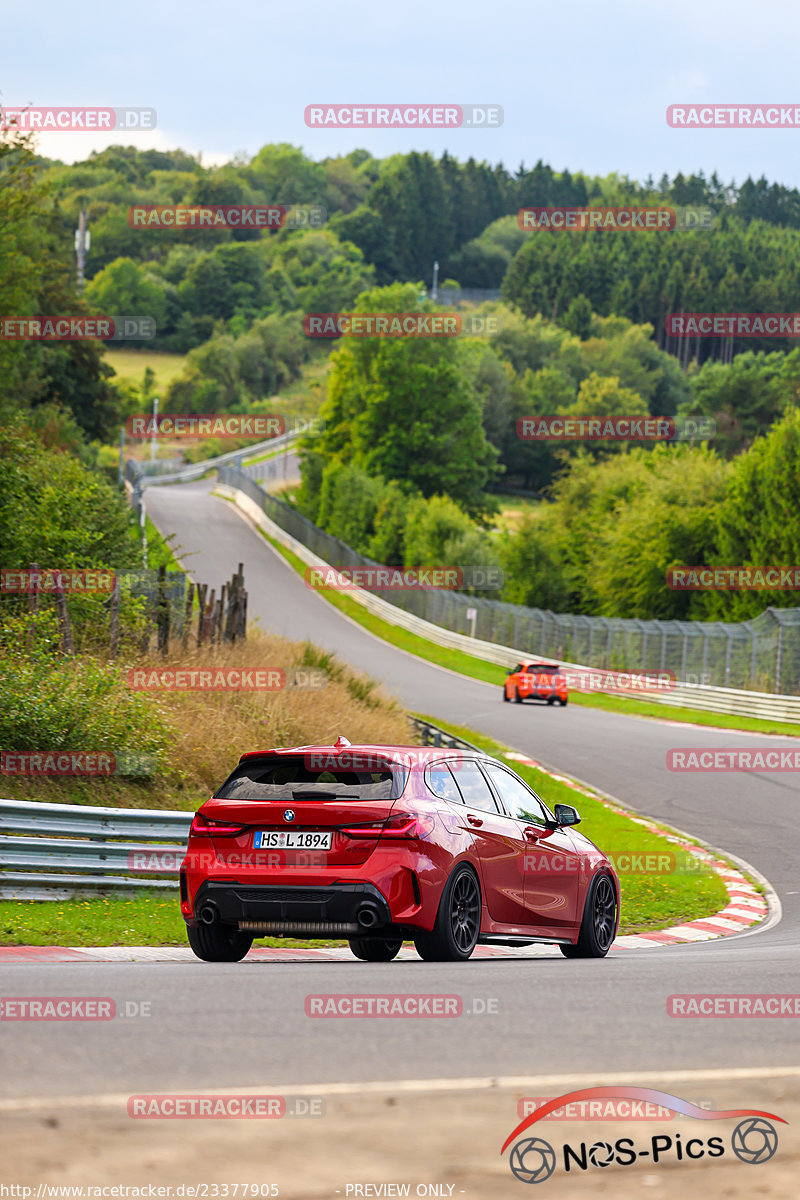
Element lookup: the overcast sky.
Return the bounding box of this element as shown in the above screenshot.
[4,0,800,187]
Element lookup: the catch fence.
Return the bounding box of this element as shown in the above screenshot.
[219,466,800,694]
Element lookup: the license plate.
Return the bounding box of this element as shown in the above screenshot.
[253,830,333,850]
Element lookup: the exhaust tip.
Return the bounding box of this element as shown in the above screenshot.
[199,902,219,925]
[357,905,379,929]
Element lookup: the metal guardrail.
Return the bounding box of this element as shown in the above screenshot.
[0,722,466,899]
[127,428,301,490]
[410,717,481,753]
[218,476,800,725]
[0,799,192,900]
[216,468,800,697]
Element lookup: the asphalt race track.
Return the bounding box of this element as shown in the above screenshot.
[3,478,797,1102]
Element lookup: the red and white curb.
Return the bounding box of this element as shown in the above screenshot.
[504,752,768,948]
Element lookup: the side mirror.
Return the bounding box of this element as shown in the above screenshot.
[554,803,581,826]
[506,668,514,675]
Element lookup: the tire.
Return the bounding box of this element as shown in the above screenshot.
[559,873,616,959]
[547,697,555,706]
[414,865,481,961]
[349,938,403,962]
[186,922,253,963]
[560,697,568,706]
[514,688,523,704]
[502,685,509,702]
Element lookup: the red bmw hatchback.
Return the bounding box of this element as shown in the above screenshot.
[180,738,619,963]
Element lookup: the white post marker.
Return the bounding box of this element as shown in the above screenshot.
[150,396,159,465]
[466,607,477,638]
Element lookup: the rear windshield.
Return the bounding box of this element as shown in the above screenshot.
[214,755,403,801]
[525,664,559,674]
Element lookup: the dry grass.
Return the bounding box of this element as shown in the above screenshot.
[1,629,413,811]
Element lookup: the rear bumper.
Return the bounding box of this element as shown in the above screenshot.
[187,880,393,935]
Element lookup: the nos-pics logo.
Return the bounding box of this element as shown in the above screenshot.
[501,1087,784,1184]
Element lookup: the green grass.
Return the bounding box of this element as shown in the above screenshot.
[256,527,800,737]
[414,715,730,935]
[144,515,185,573]
[491,496,543,533]
[0,685,735,946]
[0,708,731,946]
[243,443,294,467]
[104,350,188,392]
[0,892,346,948]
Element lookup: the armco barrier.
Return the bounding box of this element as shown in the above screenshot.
[215,477,800,725]
[215,467,800,696]
[0,799,192,900]
[127,428,301,490]
[0,720,463,899]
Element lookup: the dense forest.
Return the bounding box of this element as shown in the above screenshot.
[4,124,800,623]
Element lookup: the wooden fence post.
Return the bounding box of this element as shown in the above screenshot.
[156,565,169,655]
[27,562,39,652]
[217,584,227,645]
[196,584,208,645]
[182,582,194,649]
[53,588,74,655]
[205,589,216,644]
[109,576,120,658]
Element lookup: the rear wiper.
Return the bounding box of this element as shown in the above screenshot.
[291,790,342,799]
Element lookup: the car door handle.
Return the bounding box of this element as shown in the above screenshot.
[467,815,483,827]
[524,827,541,843]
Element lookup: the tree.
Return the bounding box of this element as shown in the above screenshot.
[84,257,169,333]
[562,294,592,340]
[706,410,800,618]
[304,283,500,518]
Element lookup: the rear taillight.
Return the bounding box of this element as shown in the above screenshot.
[341,812,436,840]
[190,812,245,838]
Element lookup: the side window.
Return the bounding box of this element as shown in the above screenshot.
[426,762,463,804]
[511,663,525,674]
[482,763,550,826]
[452,760,499,814]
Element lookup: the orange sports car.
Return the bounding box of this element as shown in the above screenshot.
[503,661,568,706]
